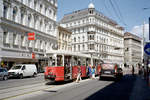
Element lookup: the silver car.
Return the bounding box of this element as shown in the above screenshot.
[0,68,8,80]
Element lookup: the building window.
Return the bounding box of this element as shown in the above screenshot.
[40,20,42,31]
[74,37,76,42]
[83,44,85,50]
[13,33,17,45]
[89,44,94,50]
[13,7,17,21]
[78,37,80,42]
[3,5,8,18]
[28,0,31,7]
[40,4,42,13]
[3,32,8,44]
[74,45,76,51]
[83,36,85,42]
[78,45,80,51]
[89,35,94,40]
[21,13,24,24]
[21,36,25,46]
[28,14,31,27]
[49,9,52,15]
[34,1,37,9]
[45,7,47,15]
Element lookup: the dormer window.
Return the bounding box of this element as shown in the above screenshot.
[89,10,93,14]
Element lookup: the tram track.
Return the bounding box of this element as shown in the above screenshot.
[0,81,54,100]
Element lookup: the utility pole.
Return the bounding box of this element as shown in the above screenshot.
[142,21,145,66]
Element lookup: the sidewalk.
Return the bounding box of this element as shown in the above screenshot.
[130,75,150,100]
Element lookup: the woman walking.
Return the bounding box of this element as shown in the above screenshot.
[76,66,82,83]
[92,66,96,79]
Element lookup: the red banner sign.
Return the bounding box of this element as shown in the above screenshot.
[28,33,35,40]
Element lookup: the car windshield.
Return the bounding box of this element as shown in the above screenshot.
[11,66,22,70]
[101,64,115,69]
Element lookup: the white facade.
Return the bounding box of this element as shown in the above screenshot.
[124,32,142,67]
[0,0,57,69]
[60,3,124,67]
[57,26,72,52]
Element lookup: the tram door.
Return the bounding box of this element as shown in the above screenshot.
[64,55,72,80]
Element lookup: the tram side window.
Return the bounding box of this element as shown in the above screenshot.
[57,55,63,66]
[48,57,55,66]
[73,57,78,66]
[52,59,55,66]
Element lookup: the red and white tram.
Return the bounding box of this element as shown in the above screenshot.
[44,51,102,82]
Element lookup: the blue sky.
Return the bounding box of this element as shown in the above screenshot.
[57,0,150,40]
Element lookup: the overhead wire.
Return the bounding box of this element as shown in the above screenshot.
[112,0,127,27]
[104,0,114,18]
[108,0,128,28]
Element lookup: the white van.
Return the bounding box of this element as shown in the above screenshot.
[8,64,37,79]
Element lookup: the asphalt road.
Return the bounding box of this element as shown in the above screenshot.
[5,75,142,100]
[0,73,45,90]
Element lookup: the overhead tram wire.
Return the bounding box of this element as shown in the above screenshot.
[112,0,127,27]
[109,0,128,27]
[108,0,122,23]
[104,0,114,19]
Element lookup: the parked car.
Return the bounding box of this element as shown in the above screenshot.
[99,63,123,80]
[8,64,37,79]
[0,68,8,80]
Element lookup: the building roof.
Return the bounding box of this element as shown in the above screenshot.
[60,3,124,30]
[124,32,142,42]
[58,26,72,34]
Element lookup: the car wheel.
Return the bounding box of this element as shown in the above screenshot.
[99,76,102,80]
[33,73,37,77]
[3,76,8,80]
[19,74,23,79]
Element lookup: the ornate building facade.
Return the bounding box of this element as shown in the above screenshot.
[0,0,57,70]
[60,3,124,67]
[57,26,72,51]
[124,32,142,67]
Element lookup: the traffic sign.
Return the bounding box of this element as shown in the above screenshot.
[144,43,150,55]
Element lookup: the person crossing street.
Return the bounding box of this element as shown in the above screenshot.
[76,66,82,83]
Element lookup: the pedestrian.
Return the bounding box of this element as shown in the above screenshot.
[76,66,82,83]
[87,64,91,77]
[89,64,92,78]
[132,65,135,76]
[92,66,96,79]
